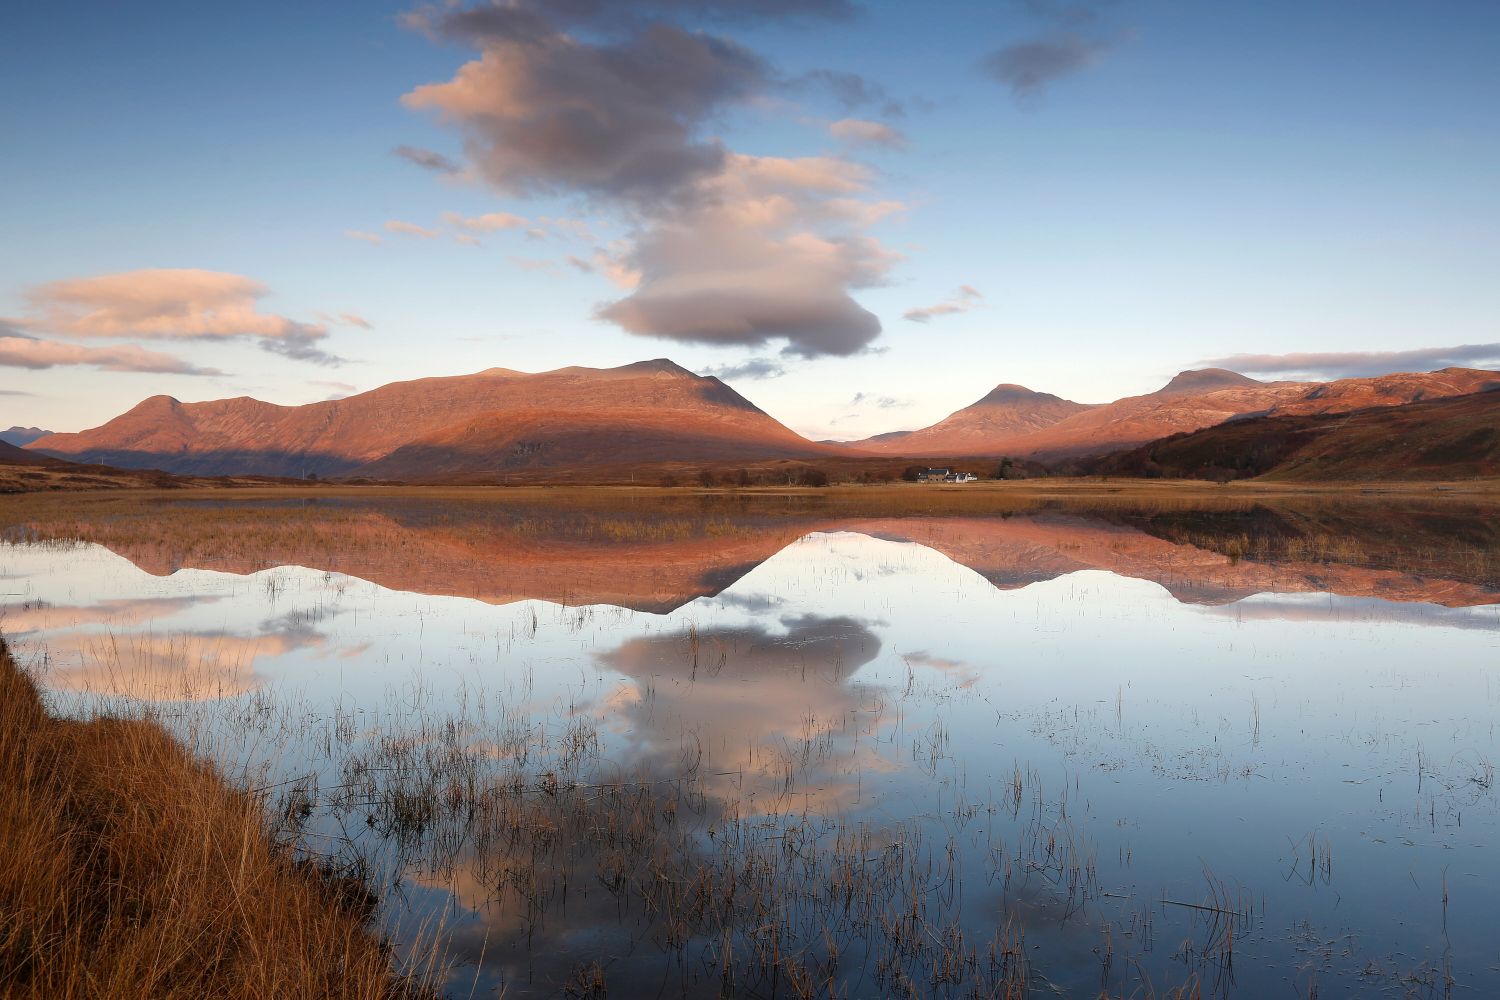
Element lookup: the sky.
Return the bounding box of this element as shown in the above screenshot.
[2,0,1498,439]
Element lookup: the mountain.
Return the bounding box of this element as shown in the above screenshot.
[1094,387,1500,482]
[28,360,840,480]
[0,427,51,447]
[852,367,1500,461]
[848,384,1094,455]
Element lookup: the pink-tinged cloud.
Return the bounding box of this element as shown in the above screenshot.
[443,210,528,232]
[384,219,440,239]
[828,118,907,149]
[346,230,383,245]
[0,334,220,375]
[22,268,341,364]
[903,284,982,323]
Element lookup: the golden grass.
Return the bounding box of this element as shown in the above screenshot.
[0,640,434,1000]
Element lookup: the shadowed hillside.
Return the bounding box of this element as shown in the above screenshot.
[1095,389,1500,482]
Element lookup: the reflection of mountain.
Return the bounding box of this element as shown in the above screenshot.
[10,498,1499,614]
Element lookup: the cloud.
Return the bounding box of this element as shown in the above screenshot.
[509,256,561,274]
[0,333,221,375]
[19,269,340,365]
[443,210,528,233]
[828,118,907,149]
[345,230,382,245]
[1201,344,1500,380]
[983,35,1108,95]
[903,284,982,323]
[384,219,440,239]
[850,391,910,408]
[403,2,902,360]
[698,357,787,381]
[393,143,460,173]
[982,1,1125,96]
[402,20,766,203]
[336,312,372,329]
[792,69,906,117]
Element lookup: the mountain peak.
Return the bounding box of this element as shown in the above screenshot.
[1157,369,1263,395]
[977,383,1068,406]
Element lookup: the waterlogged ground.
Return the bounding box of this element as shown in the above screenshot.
[2,492,1499,997]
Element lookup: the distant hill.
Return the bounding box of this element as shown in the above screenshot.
[0,426,51,447]
[852,367,1500,461]
[1093,389,1500,481]
[847,384,1094,455]
[29,360,842,480]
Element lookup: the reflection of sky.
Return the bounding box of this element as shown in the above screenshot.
[3,529,1500,996]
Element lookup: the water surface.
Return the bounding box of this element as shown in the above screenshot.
[2,493,1497,997]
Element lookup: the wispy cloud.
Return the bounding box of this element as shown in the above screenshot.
[1202,344,1500,380]
[982,1,1125,97]
[393,143,460,173]
[698,357,787,381]
[828,118,907,149]
[384,219,440,239]
[903,284,982,323]
[850,391,910,408]
[345,230,382,245]
[443,210,528,233]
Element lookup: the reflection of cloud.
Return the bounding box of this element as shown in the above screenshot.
[2,595,324,701]
[36,627,323,701]
[1202,595,1500,632]
[0,596,219,634]
[598,614,884,812]
[902,649,982,687]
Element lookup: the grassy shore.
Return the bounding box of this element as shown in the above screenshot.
[0,640,435,1000]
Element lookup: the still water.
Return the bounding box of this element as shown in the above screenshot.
[2,494,1498,997]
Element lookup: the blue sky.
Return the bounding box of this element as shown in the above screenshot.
[3,0,1497,437]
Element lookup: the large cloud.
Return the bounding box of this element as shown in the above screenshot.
[22,269,341,365]
[401,1,901,359]
[1202,344,1500,380]
[596,154,898,356]
[402,23,765,203]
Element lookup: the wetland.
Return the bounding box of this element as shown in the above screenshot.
[2,487,1497,998]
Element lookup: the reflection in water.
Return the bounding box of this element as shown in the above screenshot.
[1,495,1498,996]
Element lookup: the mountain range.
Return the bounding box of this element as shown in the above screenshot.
[0,426,51,447]
[846,367,1500,460]
[22,359,1500,482]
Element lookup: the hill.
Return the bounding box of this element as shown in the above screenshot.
[852,367,1500,461]
[848,384,1094,455]
[1094,389,1500,481]
[29,360,841,480]
[0,427,51,447]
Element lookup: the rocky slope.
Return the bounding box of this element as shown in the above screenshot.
[29,360,839,479]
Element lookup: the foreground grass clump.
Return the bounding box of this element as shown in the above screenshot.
[0,640,433,1000]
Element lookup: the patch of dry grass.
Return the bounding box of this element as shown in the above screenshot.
[0,639,436,1000]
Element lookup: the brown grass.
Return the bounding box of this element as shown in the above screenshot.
[0,639,435,1000]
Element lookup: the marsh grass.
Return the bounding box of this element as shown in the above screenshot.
[0,638,441,1000]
